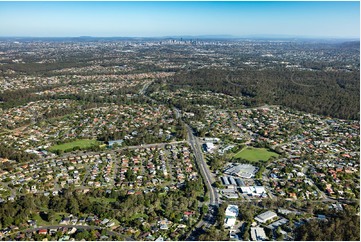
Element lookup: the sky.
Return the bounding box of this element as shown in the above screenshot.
[0,1,359,38]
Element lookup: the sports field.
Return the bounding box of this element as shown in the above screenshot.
[49,139,99,152]
[234,147,278,162]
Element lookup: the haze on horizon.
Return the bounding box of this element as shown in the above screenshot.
[0,1,359,39]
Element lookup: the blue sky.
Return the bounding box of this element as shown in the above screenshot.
[0,1,359,38]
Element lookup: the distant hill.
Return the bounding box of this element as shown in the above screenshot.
[337,41,360,49]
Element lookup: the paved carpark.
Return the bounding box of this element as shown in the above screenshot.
[230,220,245,239]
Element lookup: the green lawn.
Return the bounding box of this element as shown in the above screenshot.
[33,213,50,225]
[33,212,64,225]
[129,213,149,221]
[88,197,117,204]
[49,139,99,152]
[234,147,278,162]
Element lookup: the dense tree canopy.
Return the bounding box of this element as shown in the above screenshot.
[168,68,359,120]
[294,209,360,241]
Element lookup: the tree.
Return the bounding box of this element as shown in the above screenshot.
[243,229,250,240]
[294,211,360,241]
[125,169,136,181]
[199,226,228,241]
[202,204,208,215]
[2,216,14,227]
[67,197,79,215]
[75,230,90,241]
[47,210,55,223]
[216,203,228,229]
[276,233,284,241]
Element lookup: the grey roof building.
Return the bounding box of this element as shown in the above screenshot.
[224,164,258,178]
[255,211,277,223]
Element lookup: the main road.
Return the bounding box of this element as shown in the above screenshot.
[180,118,222,241]
[174,108,219,208]
[185,124,219,207]
[143,94,221,239]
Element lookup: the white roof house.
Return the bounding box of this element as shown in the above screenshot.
[255,211,277,223]
[224,205,239,228]
[251,227,267,241]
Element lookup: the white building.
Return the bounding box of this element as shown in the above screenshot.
[204,142,215,153]
[225,205,239,217]
[251,227,267,241]
[224,217,237,228]
[204,137,220,143]
[255,211,277,223]
[224,205,239,228]
[240,186,266,197]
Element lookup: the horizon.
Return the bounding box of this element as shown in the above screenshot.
[0,1,359,39]
[0,35,359,41]
[0,35,360,42]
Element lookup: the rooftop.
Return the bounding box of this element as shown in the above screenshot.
[225,205,239,218]
[225,164,258,178]
[255,211,277,223]
[251,227,267,241]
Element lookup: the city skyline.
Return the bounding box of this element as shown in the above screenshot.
[0,1,359,39]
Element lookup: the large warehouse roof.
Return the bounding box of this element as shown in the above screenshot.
[255,211,277,223]
[224,164,258,178]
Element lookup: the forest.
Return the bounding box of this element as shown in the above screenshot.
[294,208,360,241]
[168,67,359,120]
